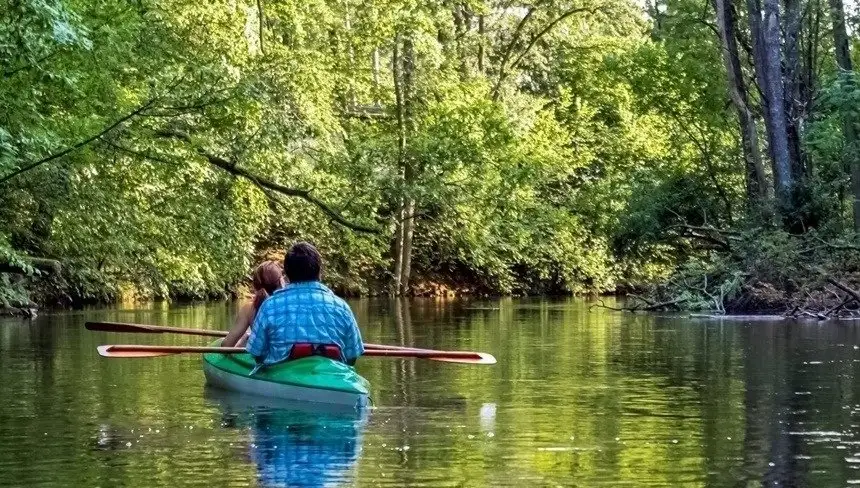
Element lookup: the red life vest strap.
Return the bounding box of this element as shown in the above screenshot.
[288,343,343,362]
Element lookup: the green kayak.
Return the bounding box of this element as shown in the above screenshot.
[202,341,370,408]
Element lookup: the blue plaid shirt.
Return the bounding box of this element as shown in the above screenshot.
[246,281,364,366]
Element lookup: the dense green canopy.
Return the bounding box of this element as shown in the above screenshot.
[1,0,858,309]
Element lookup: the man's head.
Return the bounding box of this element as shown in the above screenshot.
[284,241,322,283]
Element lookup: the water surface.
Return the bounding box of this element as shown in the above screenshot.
[2,299,860,486]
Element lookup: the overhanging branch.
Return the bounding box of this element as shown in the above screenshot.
[156,129,380,234]
[508,6,604,72]
[491,6,537,101]
[491,5,604,100]
[0,257,61,275]
[0,97,159,185]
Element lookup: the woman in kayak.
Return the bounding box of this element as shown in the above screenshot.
[222,261,285,347]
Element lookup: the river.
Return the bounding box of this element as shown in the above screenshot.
[1,298,859,486]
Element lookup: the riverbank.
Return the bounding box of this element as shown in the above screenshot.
[3,229,859,318]
[612,228,860,318]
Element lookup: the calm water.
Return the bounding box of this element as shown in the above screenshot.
[2,299,860,487]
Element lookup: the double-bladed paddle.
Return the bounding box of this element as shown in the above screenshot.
[86,321,419,352]
[86,321,496,365]
[97,344,497,365]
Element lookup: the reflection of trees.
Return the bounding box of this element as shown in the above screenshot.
[742,323,795,486]
[393,298,416,405]
[740,323,860,487]
[10,301,860,485]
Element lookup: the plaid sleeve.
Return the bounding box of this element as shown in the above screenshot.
[245,301,269,359]
[340,306,364,363]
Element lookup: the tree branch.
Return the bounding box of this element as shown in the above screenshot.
[825,278,860,306]
[257,0,265,55]
[0,97,159,185]
[491,6,537,100]
[0,257,61,275]
[2,49,62,78]
[508,6,603,72]
[155,129,380,234]
[492,5,604,100]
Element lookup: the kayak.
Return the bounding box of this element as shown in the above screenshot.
[202,341,370,408]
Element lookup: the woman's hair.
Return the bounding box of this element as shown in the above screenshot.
[251,261,284,309]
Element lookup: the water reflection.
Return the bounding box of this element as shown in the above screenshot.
[204,388,367,488]
[6,301,860,486]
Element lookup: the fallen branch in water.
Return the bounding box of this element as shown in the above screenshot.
[591,297,687,312]
[824,294,853,317]
[825,278,860,307]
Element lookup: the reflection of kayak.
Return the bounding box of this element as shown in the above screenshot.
[202,341,370,408]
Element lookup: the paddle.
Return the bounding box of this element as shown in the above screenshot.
[86,321,420,352]
[96,344,497,365]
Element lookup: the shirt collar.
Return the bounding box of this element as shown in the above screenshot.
[272,281,327,294]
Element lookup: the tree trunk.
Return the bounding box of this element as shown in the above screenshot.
[399,36,416,295]
[392,34,405,295]
[257,0,265,55]
[453,3,469,79]
[392,205,405,295]
[477,15,485,73]
[715,0,768,203]
[372,48,380,105]
[745,0,769,98]
[751,0,794,204]
[827,0,860,231]
[391,33,416,295]
[399,195,415,295]
[783,0,804,178]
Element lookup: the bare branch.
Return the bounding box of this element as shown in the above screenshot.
[0,97,159,185]
[825,278,860,306]
[492,5,604,100]
[155,129,380,234]
[491,6,537,100]
[0,257,61,275]
[508,6,603,72]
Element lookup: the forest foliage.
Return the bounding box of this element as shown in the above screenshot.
[1,0,859,311]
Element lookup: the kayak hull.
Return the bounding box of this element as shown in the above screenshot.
[202,342,370,408]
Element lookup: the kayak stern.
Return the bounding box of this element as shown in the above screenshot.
[202,342,370,408]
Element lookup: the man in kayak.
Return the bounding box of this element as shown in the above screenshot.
[246,242,365,367]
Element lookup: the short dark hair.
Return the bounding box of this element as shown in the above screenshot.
[284,242,322,282]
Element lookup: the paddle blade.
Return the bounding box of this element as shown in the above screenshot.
[87,321,161,334]
[422,353,497,365]
[86,321,226,338]
[362,349,496,365]
[97,345,246,358]
[97,345,178,358]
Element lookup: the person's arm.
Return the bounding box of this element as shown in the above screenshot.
[222,303,255,347]
[245,302,269,361]
[341,308,365,366]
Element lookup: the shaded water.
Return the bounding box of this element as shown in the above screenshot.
[2,299,860,487]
